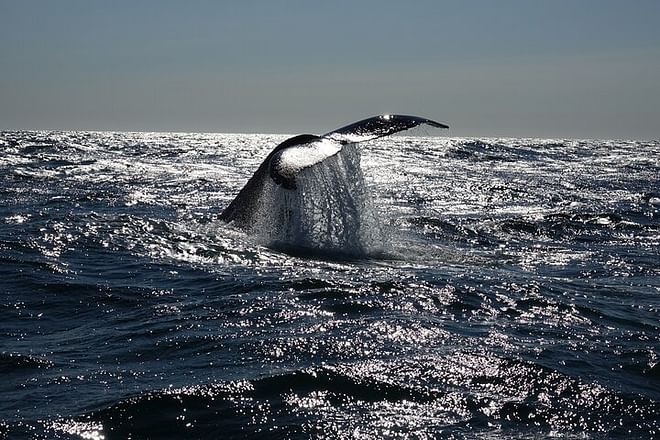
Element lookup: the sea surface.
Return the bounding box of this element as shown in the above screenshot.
[0,130,658,439]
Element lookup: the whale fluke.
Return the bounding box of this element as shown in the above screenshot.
[324,114,448,144]
[219,114,448,231]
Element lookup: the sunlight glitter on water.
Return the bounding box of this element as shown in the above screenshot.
[1,130,658,438]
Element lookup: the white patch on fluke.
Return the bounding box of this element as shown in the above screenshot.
[275,138,343,179]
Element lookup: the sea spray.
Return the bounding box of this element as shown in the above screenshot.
[251,144,385,255]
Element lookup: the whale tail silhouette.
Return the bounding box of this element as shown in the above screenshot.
[219,114,448,249]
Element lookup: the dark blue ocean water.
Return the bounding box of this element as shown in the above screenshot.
[1,131,658,439]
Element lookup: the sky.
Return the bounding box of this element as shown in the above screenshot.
[1,0,659,139]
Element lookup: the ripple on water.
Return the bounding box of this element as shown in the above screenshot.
[0,132,658,438]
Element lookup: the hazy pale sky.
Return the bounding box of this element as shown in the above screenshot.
[1,0,659,139]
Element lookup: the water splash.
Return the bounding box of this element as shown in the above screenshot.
[250,144,385,256]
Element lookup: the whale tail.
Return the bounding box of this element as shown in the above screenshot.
[268,115,448,190]
[220,114,448,237]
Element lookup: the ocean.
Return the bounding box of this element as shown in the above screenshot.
[0,130,658,439]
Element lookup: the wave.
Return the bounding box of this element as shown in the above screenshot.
[5,354,657,439]
[0,352,54,374]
